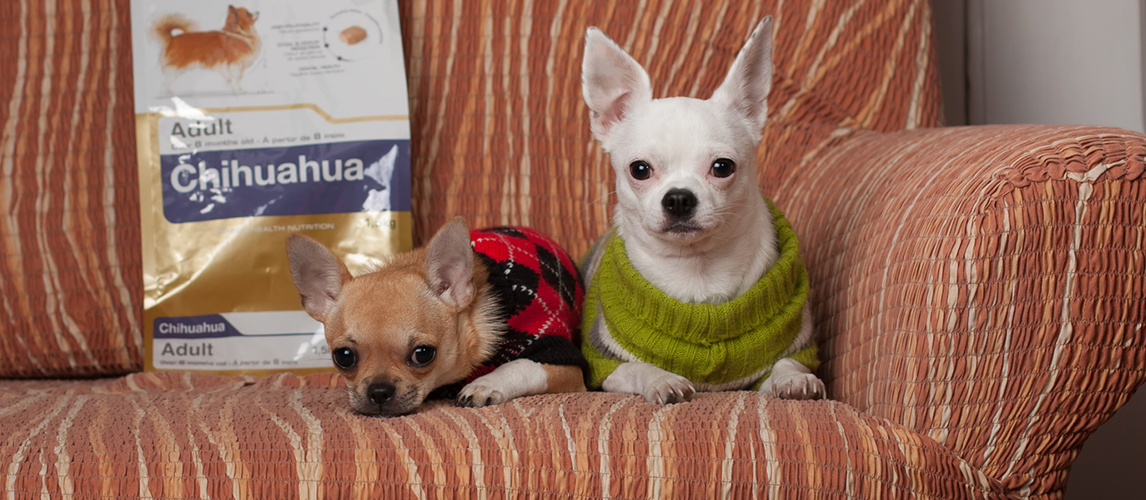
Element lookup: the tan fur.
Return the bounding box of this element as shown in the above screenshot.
[287,218,584,416]
[542,364,588,394]
[152,6,261,94]
[327,248,501,412]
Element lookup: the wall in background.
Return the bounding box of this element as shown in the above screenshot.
[930,0,966,125]
[967,0,1145,133]
[930,1,1146,497]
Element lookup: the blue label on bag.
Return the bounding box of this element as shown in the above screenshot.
[160,139,411,223]
[153,312,328,369]
[154,314,241,339]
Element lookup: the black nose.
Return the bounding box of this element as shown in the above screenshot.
[367,383,395,407]
[662,189,697,218]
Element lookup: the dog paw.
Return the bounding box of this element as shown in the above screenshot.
[456,382,510,408]
[602,362,695,404]
[642,374,695,404]
[455,359,550,408]
[762,372,825,400]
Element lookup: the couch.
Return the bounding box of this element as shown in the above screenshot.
[3,0,1144,498]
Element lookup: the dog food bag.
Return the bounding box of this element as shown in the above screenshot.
[130,0,412,374]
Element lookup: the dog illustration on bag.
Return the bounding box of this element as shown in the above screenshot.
[151,5,262,95]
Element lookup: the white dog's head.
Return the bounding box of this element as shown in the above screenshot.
[581,18,773,245]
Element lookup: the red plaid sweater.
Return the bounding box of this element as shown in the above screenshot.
[432,227,586,399]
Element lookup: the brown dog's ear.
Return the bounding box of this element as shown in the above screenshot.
[424,217,475,309]
[286,234,351,321]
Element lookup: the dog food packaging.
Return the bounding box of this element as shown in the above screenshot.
[130,0,412,374]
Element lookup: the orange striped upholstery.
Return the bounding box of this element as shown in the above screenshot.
[0,0,141,378]
[1,372,1006,499]
[2,0,1144,499]
[780,124,1146,497]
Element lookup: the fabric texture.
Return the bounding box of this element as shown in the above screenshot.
[580,198,816,390]
[782,124,1146,497]
[0,0,1143,499]
[0,372,1007,500]
[431,226,586,398]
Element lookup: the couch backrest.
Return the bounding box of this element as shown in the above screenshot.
[402,0,944,254]
[0,0,943,378]
[0,0,141,377]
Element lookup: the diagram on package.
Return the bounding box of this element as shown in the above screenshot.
[323,10,385,61]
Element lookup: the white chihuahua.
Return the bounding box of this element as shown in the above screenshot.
[579,17,825,404]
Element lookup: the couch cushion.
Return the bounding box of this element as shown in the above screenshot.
[1,373,1004,498]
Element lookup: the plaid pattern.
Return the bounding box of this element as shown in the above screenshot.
[431,227,586,398]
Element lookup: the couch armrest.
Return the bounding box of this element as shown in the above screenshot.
[773,124,1146,498]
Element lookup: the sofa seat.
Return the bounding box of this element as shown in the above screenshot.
[2,373,1005,499]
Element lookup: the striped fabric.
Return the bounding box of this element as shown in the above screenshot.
[0,0,141,378]
[777,125,1146,498]
[2,0,1144,499]
[1,372,1006,499]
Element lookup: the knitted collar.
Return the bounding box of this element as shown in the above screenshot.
[588,198,810,386]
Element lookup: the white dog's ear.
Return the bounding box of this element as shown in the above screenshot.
[286,234,351,322]
[582,27,653,143]
[423,217,475,309]
[711,17,774,138]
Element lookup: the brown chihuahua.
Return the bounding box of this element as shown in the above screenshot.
[151,5,261,94]
[287,218,587,416]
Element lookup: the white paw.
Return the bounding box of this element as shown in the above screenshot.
[602,362,695,404]
[758,357,825,400]
[457,381,509,407]
[765,372,825,400]
[456,359,548,408]
[638,372,694,405]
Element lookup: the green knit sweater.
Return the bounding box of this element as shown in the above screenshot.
[580,198,818,390]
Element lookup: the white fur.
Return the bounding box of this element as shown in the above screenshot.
[757,357,825,400]
[602,361,695,404]
[582,17,825,401]
[458,359,549,407]
[582,20,777,305]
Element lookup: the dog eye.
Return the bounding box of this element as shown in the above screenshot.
[711,158,736,178]
[332,347,357,370]
[409,345,436,367]
[629,160,652,180]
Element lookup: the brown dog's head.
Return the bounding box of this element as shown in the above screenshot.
[286,218,499,416]
[225,5,259,33]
